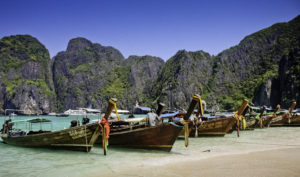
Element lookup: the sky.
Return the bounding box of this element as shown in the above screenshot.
[0,0,299,60]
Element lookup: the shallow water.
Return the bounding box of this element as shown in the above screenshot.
[1,116,300,177]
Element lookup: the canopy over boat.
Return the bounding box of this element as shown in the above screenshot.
[10,118,52,123]
[27,118,52,123]
[249,106,260,110]
[160,112,179,118]
[133,106,151,114]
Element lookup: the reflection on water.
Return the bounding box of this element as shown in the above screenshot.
[1,116,300,177]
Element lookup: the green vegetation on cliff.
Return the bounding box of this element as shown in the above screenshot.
[209,15,300,110]
[2,77,22,96]
[0,35,55,114]
[101,65,131,99]
[52,37,126,111]
[0,35,49,71]
[25,79,56,97]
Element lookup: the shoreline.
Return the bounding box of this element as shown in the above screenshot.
[92,147,300,177]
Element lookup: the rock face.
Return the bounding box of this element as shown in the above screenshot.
[151,15,300,110]
[124,55,164,108]
[208,15,300,109]
[0,35,55,114]
[153,50,213,110]
[52,38,164,111]
[52,37,125,111]
[253,79,273,106]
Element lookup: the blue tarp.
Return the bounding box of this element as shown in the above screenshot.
[137,106,151,111]
[207,116,221,119]
[292,109,300,113]
[160,112,179,118]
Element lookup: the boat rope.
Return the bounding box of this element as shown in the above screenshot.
[242,118,246,130]
[198,96,204,116]
[287,113,291,124]
[194,117,198,137]
[84,125,88,152]
[99,123,107,155]
[233,112,240,137]
[184,121,189,147]
[110,99,120,121]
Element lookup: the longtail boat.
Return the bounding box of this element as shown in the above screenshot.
[190,116,237,136]
[244,105,280,129]
[271,102,300,126]
[190,99,248,137]
[96,100,183,152]
[175,95,248,137]
[0,100,117,152]
[0,120,100,152]
[235,105,256,131]
[103,121,182,151]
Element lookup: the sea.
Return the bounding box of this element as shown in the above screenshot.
[1,115,300,177]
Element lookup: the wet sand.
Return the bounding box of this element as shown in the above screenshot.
[97,147,300,177]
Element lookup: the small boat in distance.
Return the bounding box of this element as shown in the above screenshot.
[55,113,69,117]
[48,112,57,116]
[64,109,87,115]
[63,108,101,116]
[110,109,130,118]
[113,109,130,114]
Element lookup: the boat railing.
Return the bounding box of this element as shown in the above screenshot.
[4,118,53,136]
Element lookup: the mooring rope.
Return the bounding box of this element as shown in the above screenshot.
[84,125,88,152]
[233,112,240,137]
[242,118,247,130]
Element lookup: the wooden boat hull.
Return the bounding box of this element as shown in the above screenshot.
[1,123,101,152]
[97,122,182,152]
[271,114,300,127]
[245,118,257,128]
[190,117,236,137]
[262,116,274,127]
[247,116,273,128]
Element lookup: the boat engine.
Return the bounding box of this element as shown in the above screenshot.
[82,117,90,125]
[70,120,80,127]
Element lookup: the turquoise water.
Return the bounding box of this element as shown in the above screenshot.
[1,116,300,177]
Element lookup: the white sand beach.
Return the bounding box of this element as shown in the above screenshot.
[94,147,300,177]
